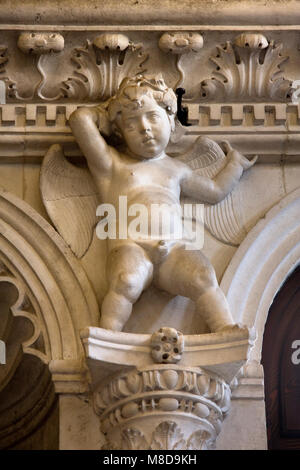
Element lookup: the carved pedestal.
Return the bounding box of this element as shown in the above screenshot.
[81,326,254,450]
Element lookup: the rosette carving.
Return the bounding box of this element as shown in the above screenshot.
[150,327,184,364]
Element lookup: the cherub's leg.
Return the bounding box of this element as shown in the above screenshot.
[155,245,234,332]
[100,244,153,331]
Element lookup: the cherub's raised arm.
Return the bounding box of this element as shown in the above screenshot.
[69,106,112,173]
[181,142,257,204]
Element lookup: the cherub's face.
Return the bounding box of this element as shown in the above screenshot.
[119,95,172,160]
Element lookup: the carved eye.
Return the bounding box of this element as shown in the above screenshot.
[149,113,160,122]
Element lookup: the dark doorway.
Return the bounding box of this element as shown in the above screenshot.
[261,265,300,449]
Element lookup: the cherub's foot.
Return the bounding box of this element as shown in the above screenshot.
[216,323,256,340]
[216,322,245,333]
[99,316,124,332]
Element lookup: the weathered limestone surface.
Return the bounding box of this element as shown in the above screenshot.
[0,0,299,450]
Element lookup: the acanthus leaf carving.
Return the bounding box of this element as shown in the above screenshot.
[188,429,216,450]
[199,35,294,102]
[103,422,215,450]
[0,46,8,74]
[120,428,148,450]
[0,45,16,102]
[61,34,149,101]
[150,421,186,450]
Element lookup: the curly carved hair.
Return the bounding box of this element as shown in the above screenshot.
[107,74,177,125]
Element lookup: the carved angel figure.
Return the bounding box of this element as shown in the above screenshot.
[40,75,256,332]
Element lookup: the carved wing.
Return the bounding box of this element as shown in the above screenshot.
[179,136,246,246]
[40,144,99,258]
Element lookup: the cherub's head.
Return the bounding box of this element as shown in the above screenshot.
[107,75,177,159]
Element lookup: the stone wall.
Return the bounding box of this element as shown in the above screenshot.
[0,0,299,450]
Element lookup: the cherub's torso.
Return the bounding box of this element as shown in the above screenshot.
[89,146,190,243]
[92,146,189,210]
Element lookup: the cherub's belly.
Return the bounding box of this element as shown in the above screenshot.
[116,187,183,241]
[127,186,179,207]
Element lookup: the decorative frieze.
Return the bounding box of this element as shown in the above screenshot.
[0,28,297,106]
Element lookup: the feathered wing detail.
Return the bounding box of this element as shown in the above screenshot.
[40,144,100,258]
[179,136,247,246]
[179,136,227,177]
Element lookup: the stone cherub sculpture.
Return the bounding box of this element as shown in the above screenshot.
[40,75,256,332]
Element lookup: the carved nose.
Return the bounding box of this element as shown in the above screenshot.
[139,116,150,132]
[140,119,150,132]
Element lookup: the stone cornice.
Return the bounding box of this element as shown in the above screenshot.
[0,1,299,27]
[0,103,300,162]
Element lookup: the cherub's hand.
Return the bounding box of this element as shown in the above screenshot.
[222,141,258,171]
[95,101,112,137]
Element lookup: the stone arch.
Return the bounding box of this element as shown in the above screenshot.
[0,189,99,391]
[220,188,300,364]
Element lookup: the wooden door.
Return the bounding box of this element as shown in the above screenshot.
[261,265,300,449]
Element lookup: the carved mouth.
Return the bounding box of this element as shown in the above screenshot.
[143,136,155,144]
